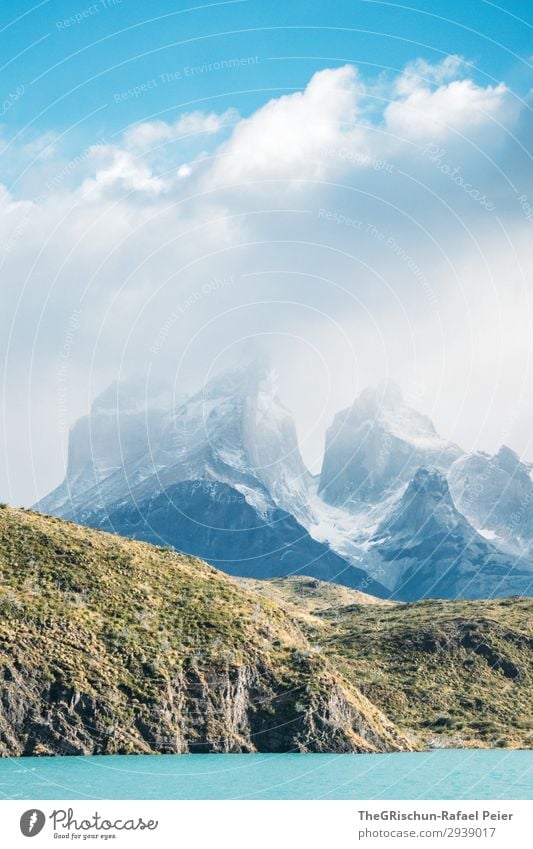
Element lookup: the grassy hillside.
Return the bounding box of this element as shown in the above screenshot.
[237,575,392,612]
[0,506,407,756]
[0,506,531,754]
[265,588,533,749]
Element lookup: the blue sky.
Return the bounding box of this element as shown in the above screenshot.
[0,0,532,505]
[1,0,531,148]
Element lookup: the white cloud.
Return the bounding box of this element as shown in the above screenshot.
[79,147,167,199]
[123,108,238,151]
[0,58,530,504]
[207,65,366,184]
[386,77,510,141]
[395,55,468,95]
[23,131,60,161]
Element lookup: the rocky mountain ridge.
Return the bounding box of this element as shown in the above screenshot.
[36,366,533,600]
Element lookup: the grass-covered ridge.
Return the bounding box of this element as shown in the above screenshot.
[0,506,531,754]
[261,580,533,749]
[0,506,406,756]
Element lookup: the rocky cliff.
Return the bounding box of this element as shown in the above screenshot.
[0,506,405,756]
[1,506,530,755]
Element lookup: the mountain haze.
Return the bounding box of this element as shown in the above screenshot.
[319,382,462,509]
[36,366,533,601]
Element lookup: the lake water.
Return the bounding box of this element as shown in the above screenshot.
[0,750,531,800]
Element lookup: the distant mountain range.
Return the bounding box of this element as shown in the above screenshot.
[37,359,533,601]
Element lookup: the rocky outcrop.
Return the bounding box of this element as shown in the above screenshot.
[369,468,533,600]
[0,506,408,756]
[448,446,533,552]
[319,383,461,509]
[0,632,406,757]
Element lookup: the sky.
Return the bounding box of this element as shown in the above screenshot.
[0,0,532,505]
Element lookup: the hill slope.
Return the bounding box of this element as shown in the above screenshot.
[236,575,392,619]
[264,584,533,749]
[0,507,531,754]
[0,506,406,756]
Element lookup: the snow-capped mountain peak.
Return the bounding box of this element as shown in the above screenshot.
[35,371,533,602]
[319,382,462,510]
[37,379,175,516]
[449,444,533,552]
[368,465,532,600]
[373,466,458,543]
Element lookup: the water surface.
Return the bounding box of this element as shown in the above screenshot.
[0,750,530,800]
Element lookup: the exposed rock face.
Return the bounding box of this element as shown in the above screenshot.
[35,373,533,602]
[0,643,403,756]
[36,363,364,590]
[0,507,407,756]
[449,445,533,552]
[370,468,533,600]
[89,480,388,595]
[36,380,174,517]
[39,360,313,526]
[319,383,462,510]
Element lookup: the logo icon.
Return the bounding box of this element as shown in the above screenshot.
[20,810,46,837]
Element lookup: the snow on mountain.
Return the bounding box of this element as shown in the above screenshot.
[448,445,533,552]
[38,358,385,593]
[92,479,388,595]
[35,369,533,600]
[38,355,315,525]
[368,467,533,600]
[110,356,315,523]
[319,382,462,511]
[37,379,175,517]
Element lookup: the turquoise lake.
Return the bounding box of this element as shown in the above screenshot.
[0,750,531,800]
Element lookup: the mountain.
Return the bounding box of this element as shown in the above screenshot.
[319,383,462,510]
[36,371,533,601]
[449,446,533,552]
[369,467,533,600]
[37,360,385,592]
[1,506,530,753]
[88,479,387,594]
[41,358,313,524]
[37,379,175,517]
[0,506,407,756]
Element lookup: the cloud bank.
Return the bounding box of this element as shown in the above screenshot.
[1,57,532,504]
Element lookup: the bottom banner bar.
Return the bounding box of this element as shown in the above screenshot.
[1,800,530,848]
